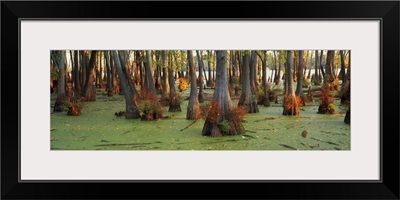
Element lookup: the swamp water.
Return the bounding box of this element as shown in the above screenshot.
[50,88,350,150]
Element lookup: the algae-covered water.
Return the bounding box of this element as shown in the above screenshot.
[50,88,350,151]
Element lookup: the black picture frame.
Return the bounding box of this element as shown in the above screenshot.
[2,1,399,199]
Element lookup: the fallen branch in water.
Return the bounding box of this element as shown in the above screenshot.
[180,120,197,131]
[255,117,277,122]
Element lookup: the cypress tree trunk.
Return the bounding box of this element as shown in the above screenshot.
[196,50,205,103]
[144,50,157,95]
[250,50,257,93]
[104,51,113,96]
[82,51,97,101]
[295,50,305,106]
[161,51,170,106]
[168,53,181,112]
[282,50,300,116]
[186,50,201,120]
[238,51,259,113]
[314,50,320,85]
[53,50,66,112]
[202,50,245,136]
[73,50,81,97]
[111,51,140,119]
[340,50,346,86]
[261,51,270,107]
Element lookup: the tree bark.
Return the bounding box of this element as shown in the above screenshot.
[295,50,305,106]
[144,50,157,95]
[168,53,181,112]
[160,51,170,106]
[314,50,320,85]
[196,50,205,103]
[261,51,270,107]
[186,50,201,120]
[53,50,66,112]
[202,50,245,136]
[238,51,259,113]
[340,50,346,86]
[82,51,97,101]
[112,51,140,119]
[283,50,300,116]
[104,51,113,96]
[250,50,257,93]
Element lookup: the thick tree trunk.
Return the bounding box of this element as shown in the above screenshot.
[168,53,181,112]
[250,50,257,93]
[196,50,205,103]
[325,50,334,81]
[202,50,245,136]
[186,50,201,120]
[82,51,97,101]
[238,52,259,113]
[53,50,66,112]
[112,51,140,119]
[296,50,305,106]
[283,50,300,116]
[118,51,137,96]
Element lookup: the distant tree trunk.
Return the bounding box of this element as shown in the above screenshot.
[296,50,305,106]
[282,50,300,116]
[112,51,140,119]
[207,50,215,88]
[144,50,157,95]
[134,51,141,86]
[238,51,259,113]
[261,51,270,107]
[168,54,181,112]
[202,50,245,136]
[160,51,170,106]
[186,50,201,120]
[110,53,120,94]
[82,51,97,101]
[314,50,320,85]
[340,50,346,86]
[154,52,163,94]
[104,51,113,96]
[319,50,325,79]
[99,51,103,89]
[80,51,86,90]
[307,51,312,79]
[196,50,205,103]
[53,50,66,112]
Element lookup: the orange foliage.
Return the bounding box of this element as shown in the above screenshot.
[283,94,302,110]
[178,77,188,92]
[200,100,220,123]
[137,88,163,120]
[319,86,334,106]
[201,99,246,131]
